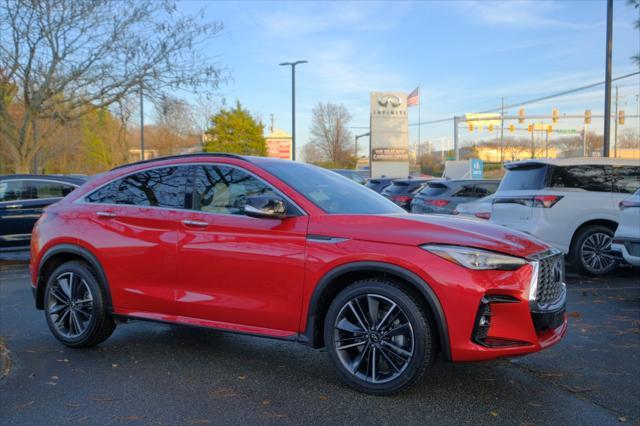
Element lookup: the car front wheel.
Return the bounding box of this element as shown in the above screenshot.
[44,261,116,348]
[324,279,434,395]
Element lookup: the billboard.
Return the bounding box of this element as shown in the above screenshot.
[370,92,409,178]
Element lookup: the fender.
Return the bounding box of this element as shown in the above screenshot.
[302,261,451,361]
[36,243,113,311]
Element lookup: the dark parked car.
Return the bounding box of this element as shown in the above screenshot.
[0,174,86,250]
[364,177,396,193]
[411,179,499,215]
[331,169,365,184]
[381,178,431,210]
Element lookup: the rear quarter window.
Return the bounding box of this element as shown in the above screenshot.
[550,165,612,192]
[500,165,548,190]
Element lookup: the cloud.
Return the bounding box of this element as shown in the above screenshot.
[260,2,410,37]
[454,0,596,30]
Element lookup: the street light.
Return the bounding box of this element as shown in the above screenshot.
[279,60,307,161]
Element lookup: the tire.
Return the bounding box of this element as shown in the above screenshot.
[570,225,618,276]
[323,278,434,395]
[44,260,116,348]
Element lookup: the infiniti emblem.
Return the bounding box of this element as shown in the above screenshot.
[377,94,403,108]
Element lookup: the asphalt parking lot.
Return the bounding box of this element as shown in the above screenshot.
[1,252,639,425]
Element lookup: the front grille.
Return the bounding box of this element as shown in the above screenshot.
[536,253,564,305]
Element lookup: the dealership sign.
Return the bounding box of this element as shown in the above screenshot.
[370,92,409,178]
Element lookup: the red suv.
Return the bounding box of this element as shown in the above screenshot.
[30,154,567,395]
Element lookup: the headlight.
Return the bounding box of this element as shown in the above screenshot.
[421,244,526,270]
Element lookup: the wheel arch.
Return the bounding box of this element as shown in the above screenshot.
[302,261,451,361]
[36,244,112,311]
[569,219,618,254]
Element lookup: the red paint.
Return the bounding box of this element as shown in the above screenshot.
[425,199,449,207]
[30,155,566,362]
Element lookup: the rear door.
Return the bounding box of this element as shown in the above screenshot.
[80,165,191,316]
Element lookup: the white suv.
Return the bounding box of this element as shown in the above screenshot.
[491,158,640,276]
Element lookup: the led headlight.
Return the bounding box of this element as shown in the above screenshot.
[421,244,526,271]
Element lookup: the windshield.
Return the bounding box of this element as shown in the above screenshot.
[261,161,404,214]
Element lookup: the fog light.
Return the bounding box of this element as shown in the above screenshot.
[474,298,492,343]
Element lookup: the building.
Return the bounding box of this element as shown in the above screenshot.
[265,128,293,160]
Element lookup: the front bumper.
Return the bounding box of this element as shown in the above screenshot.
[440,250,568,362]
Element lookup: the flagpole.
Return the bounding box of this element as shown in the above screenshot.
[418,85,421,154]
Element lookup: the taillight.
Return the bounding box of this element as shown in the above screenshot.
[426,199,449,207]
[474,212,491,220]
[494,195,563,208]
[532,195,563,208]
[391,195,412,203]
[619,199,640,210]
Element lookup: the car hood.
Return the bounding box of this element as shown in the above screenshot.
[307,213,549,258]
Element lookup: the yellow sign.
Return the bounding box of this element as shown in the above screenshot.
[465,113,500,127]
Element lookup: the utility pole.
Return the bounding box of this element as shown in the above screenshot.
[499,97,505,163]
[453,116,460,160]
[614,86,618,158]
[583,124,588,157]
[603,0,613,157]
[139,82,144,161]
[279,60,308,161]
[354,132,370,159]
[530,126,535,159]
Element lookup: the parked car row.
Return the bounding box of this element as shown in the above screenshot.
[490,158,640,276]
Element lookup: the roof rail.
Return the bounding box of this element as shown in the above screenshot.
[110,153,250,171]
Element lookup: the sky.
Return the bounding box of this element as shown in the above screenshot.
[172,0,640,157]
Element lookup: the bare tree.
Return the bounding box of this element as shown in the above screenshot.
[0,0,225,172]
[308,102,353,167]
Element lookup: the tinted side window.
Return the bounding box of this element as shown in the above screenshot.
[193,165,277,215]
[28,181,76,199]
[86,166,189,208]
[0,181,23,202]
[454,185,476,197]
[549,165,612,192]
[500,165,548,190]
[475,183,498,196]
[611,166,640,194]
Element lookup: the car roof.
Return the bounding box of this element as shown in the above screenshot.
[0,174,86,185]
[505,158,639,169]
[392,178,431,183]
[111,152,254,171]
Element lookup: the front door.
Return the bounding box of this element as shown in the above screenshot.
[175,163,308,335]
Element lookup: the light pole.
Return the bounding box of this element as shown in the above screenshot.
[279,60,307,161]
[603,0,613,157]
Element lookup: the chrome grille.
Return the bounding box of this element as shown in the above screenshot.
[536,253,564,305]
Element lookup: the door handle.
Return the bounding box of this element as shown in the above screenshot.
[182,219,208,228]
[96,211,116,218]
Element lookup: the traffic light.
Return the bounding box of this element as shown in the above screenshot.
[585,109,591,124]
[547,125,552,134]
[468,122,474,132]
[518,108,525,124]
[552,108,559,124]
[527,124,533,132]
[509,124,515,133]
[618,110,625,125]
[488,123,494,132]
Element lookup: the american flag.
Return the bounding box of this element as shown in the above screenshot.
[407,86,420,107]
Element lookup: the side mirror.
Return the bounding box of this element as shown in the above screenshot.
[244,195,288,219]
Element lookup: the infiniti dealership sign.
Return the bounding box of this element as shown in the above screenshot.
[370,92,409,178]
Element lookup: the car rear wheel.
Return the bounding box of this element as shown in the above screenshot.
[324,279,434,395]
[44,261,116,348]
[571,225,618,276]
